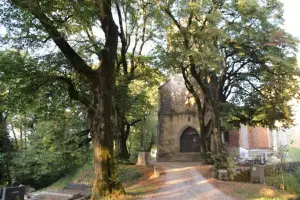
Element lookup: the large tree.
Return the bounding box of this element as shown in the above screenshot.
[156,0,300,156]
[2,0,122,198]
[113,0,163,161]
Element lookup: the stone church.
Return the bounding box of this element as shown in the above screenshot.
[157,76,203,161]
[156,76,285,161]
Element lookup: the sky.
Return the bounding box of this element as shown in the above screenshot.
[282,0,300,57]
[282,0,299,37]
[281,0,300,126]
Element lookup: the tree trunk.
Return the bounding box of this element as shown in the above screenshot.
[24,125,27,149]
[140,116,145,151]
[116,135,130,161]
[20,125,23,149]
[211,104,223,153]
[10,123,18,149]
[115,110,130,161]
[89,79,124,199]
[203,103,223,154]
[194,100,208,158]
[88,13,124,197]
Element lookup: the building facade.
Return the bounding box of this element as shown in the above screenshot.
[157,77,283,161]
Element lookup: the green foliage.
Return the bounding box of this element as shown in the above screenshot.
[0,50,90,188]
[278,145,289,162]
[265,169,300,195]
[48,158,93,189]
[128,112,157,162]
[0,0,162,197]
[11,114,90,189]
[155,0,300,131]
[288,148,300,161]
[207,151,235,170]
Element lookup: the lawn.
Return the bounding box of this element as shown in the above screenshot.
[48,161,151,190]
[197,165,297,200]
[288,148,300,161]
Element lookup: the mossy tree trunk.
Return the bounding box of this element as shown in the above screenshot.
[88,76,123,198]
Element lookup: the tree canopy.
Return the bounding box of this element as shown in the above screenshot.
[155,0,300,154]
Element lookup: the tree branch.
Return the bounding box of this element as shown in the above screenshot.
[85,27,102,59]
[129,118,142,126]
[54,76,91,107]
[10,1,95,78]
[116,2,128,74]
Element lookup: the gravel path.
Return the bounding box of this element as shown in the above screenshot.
[143,162,235,200]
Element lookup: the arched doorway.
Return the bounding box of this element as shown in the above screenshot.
[180,126,200,152]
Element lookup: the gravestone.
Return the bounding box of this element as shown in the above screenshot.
[136,152,149,165]
[1,186,25,200]
[217,169,228,180]
[250,165,264,184]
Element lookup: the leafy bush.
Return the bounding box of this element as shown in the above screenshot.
[206,151,235,170]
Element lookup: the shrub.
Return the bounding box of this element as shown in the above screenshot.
[207,151,235,170]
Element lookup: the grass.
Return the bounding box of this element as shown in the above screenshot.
[119,165,143,184]
[125,170,163,200]
[232,186,296,200]
[47,160,148,190]
[197,165,297,200]
[265,169,300,197]
[125,180,162,200]
[210,177,295,200]
[47,161,93,190]
[288,148,300,161]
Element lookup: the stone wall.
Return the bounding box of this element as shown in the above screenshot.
[231,167,251,182]
[157,113,201,161]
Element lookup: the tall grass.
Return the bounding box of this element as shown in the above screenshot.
[265,169,300,196]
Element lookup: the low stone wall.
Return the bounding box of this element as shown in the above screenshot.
[231,167,250,182]
[230,161,300,182]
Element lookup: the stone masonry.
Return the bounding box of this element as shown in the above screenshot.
[157,76,204,161]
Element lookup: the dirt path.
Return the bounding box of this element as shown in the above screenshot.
[142,162,235,200]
